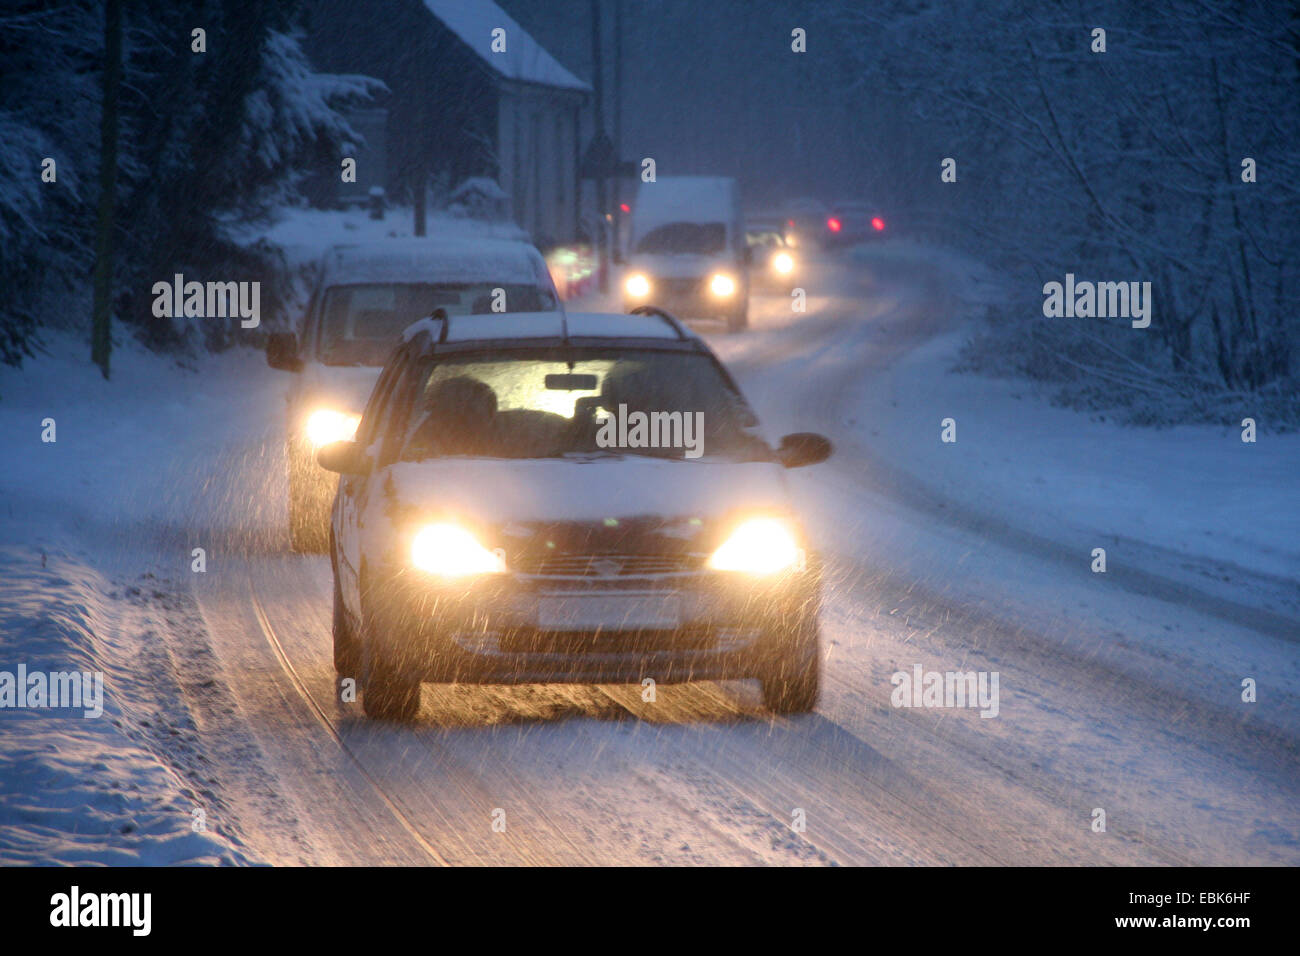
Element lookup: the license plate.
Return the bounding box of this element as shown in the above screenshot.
[537,594,681,631]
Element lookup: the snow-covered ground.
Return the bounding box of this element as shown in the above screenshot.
[2,239,1296,865]
[853,330,1300,583]
[0,337,269,864]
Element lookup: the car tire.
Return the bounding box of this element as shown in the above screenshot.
[726,302,749,333]
[331,550,359,678]
[760,620,821,715]
[360,639,421,721]
[358,574,421,721]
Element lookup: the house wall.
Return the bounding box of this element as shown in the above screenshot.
[303,0,497,207]
[303,0,586,244]
[497,85,582,249]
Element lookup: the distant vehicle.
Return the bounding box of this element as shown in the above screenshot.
[745,218,797,293]
[622,176,750,332]
[317,309,833,720]
[264,238,559,552]
[823,200,888,247]
[782,197,830,250]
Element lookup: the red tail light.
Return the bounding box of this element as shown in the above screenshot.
[827,217,842,232]
[787,219,795,228]
[871,216,886,232]
[619,203,630,213]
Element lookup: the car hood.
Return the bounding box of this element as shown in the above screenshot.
[388,457,789,522]
[627,253,739,279]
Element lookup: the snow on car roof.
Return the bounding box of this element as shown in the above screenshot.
[403,311,697,345]
[320,238,549,287]
[423,0,591,92]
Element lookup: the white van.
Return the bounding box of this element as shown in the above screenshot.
[621,176,750,331]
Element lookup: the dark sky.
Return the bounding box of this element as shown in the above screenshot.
[500,0,922,212]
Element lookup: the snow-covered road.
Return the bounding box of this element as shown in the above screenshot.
[3,244,1296,865]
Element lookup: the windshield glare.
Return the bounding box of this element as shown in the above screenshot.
[399,350,767,463]
[635,223,727,256]
[317,282,558,365]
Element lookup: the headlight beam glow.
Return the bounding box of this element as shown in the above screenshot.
[709,273,737,297]
[306,409,361,447]
[625,273,651,297]
[410,523,506,577]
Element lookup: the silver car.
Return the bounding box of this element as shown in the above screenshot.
[318,309,833,720]
[265,238,560,551]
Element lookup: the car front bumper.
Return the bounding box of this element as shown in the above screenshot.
[623,278,744,319]
[363,564,821,684]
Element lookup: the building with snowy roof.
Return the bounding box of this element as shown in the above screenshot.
[303,0,591,248]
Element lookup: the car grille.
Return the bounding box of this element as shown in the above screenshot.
[514,553,701,577]
[657,277,703,296]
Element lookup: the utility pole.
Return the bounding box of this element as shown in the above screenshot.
[413,154,427,237]
[91,0,122,379]
[413,99,428,237]
[612,0,623,264]
[591,0,607,291]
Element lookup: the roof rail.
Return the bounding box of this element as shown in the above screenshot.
[432,307,450,343]
[629,305,690,340]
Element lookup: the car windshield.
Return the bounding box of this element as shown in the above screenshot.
[746,229,785,248]
[317,282,558,365]
[398,349,769,463]
[635,223,726,256]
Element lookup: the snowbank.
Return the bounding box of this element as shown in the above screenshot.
[0,333,281,865]
[0,540,251,865]
[850,329,1300,583]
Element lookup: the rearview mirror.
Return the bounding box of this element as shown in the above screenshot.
[545,373,599,391]
[266,332,302,372]
[317,440,371,475]
[777,432,832,468]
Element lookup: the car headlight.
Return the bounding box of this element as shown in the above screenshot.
[772,252,794,275]
[306,408,361,447]
[710,273,737,297]
[707,518,803,574]
[410,523,506,577]
[625,273,651,297]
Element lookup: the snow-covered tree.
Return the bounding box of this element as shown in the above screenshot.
[0,0,382,366]
[834,0,1300,424]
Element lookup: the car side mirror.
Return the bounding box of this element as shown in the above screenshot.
[266,332,302,372]
[777,432,832,468]
[317,440,371,475]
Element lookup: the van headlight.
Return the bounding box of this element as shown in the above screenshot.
[411,524,506,577]
[772,252,794,275]
[707,518,803,574]
[625,273,651,297]
[709,273,737,297]
[306,408,361,447]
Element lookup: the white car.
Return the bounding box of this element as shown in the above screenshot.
[317,308,833,721]
[265,238,560,550]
